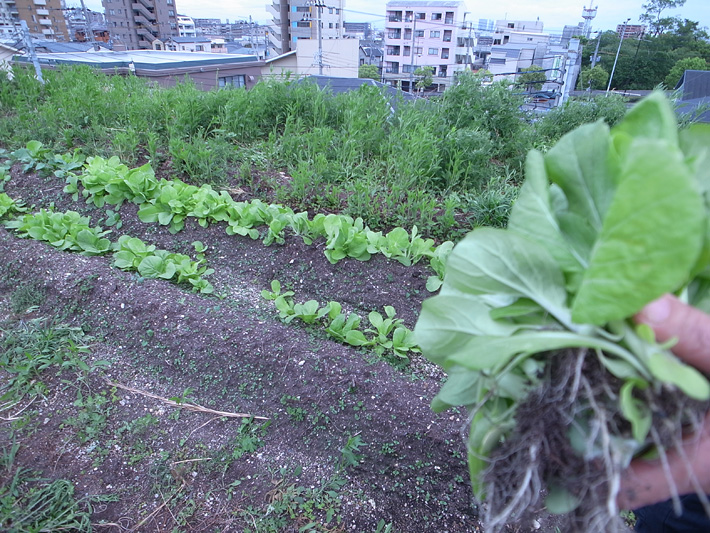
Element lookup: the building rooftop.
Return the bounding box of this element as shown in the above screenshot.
[14,50,261,71]
[386,1,463,7]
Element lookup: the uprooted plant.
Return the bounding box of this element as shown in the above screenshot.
[414,92,710,531]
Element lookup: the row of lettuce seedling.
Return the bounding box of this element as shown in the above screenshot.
[261,280,419,364]
[0,196,214,294]
[4,142,453,291]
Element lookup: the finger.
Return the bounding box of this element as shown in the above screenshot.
[618,413,710,510]
[635,294,710,374]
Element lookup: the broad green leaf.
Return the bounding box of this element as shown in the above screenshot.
[443,228,571,328]
[572,140,704,325]
[612,91,678,158]
[138,255,176,280]
[544,121,617,233]
[508,150,586,274]
[415,293,519,367]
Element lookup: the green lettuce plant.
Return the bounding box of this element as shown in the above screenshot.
[414,93,710,529]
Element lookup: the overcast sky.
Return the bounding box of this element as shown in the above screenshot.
[72,0,710,34]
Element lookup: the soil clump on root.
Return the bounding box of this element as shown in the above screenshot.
[482,351,709,532]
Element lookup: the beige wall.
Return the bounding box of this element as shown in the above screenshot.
[263,38,358,78]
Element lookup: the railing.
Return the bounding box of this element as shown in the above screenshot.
[385,67,400,74]
[388,16,402,22]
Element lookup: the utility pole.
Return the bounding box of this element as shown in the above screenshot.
[20,20,43,84]
[606,18,630,93]
[79,0,98,49]
[306,0,325,75]
[409,17,416,92]
[588,30,601,92]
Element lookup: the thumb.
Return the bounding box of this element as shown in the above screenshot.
[635,294,710,374]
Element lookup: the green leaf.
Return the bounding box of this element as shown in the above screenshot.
[647,351,710,401]
[443,228,572,328]
[619,379,652,443]
[138,255,176,280]
[571,140,704,325]
[545,484,580,514]
[544,121,617,234]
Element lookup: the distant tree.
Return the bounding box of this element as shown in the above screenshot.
[358,64,379,80]
[664,56,709,87]
[640,0,686,36]
[516,66,546,92]
[577,65,610,90]
[414,66,434,91]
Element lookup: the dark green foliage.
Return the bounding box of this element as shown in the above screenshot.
[535,94,628,143]
[0,66,537,240]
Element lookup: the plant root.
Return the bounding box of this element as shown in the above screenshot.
[478,349,709,532]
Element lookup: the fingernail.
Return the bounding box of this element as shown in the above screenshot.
[641,296,672,325]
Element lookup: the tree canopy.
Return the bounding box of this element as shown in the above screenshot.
[580,13,710,90]
[358,64,379,80]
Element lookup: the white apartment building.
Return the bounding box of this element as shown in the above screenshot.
[177,14,196,37]
[267,0,344,57]
[383,0,473,92]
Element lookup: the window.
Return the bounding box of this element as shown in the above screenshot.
[170,22,176,29]
[117,9,121,13]
[430,30,440,38]
[329,22,333,28]
[404,28,411,39]
[196,45,204,51]
[428,47,438,55]
[219,75,246,89]
[328,7,333,13]
[167,0,173,3]
[109,9,115,15]
[168,10,174,16]
[296,21,310,27]
[432,13,442,20]
[414,30,424,37]
[445,12,454,24]
[403,46,410,56]
[443,30,452,41]
[414,46,422,55]
[296,6,309,11]
[439,65,448,77]
[508,23,514,28]
[441,48,449,59]
[415,12,425,20]
[405,11,413,22]
[402,64,414,73]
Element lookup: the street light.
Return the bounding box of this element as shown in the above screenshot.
[306,0,326,75]
[606,18,630,94]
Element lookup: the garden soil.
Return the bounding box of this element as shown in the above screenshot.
[0,165,577,531]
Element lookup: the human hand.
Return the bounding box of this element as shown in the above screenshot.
[617,294,710,510]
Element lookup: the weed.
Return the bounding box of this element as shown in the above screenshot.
[9,282,46,314]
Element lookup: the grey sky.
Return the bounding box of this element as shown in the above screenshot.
[74,0,710,34]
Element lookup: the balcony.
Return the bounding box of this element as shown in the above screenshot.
[132,3,155,22]
[39,18,51,25]
[387,30,401,39]
[33,0,47,5]
[36,8,49,15]
[134,15,156,30]
[388,16,402,22]
[385,67,399,74]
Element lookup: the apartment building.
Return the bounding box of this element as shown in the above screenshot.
[102,0,178,50]
[176,14,195,37]
[383,0,473,93]
[267,0,344,57]
[0,0,69,40]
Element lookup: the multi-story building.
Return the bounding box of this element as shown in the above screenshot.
[102,0,178,50]
[267,0,344,57]
[1,0,69,41]
[383,0,473,92]
[176,14,194,37]
[617,23,645,39]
